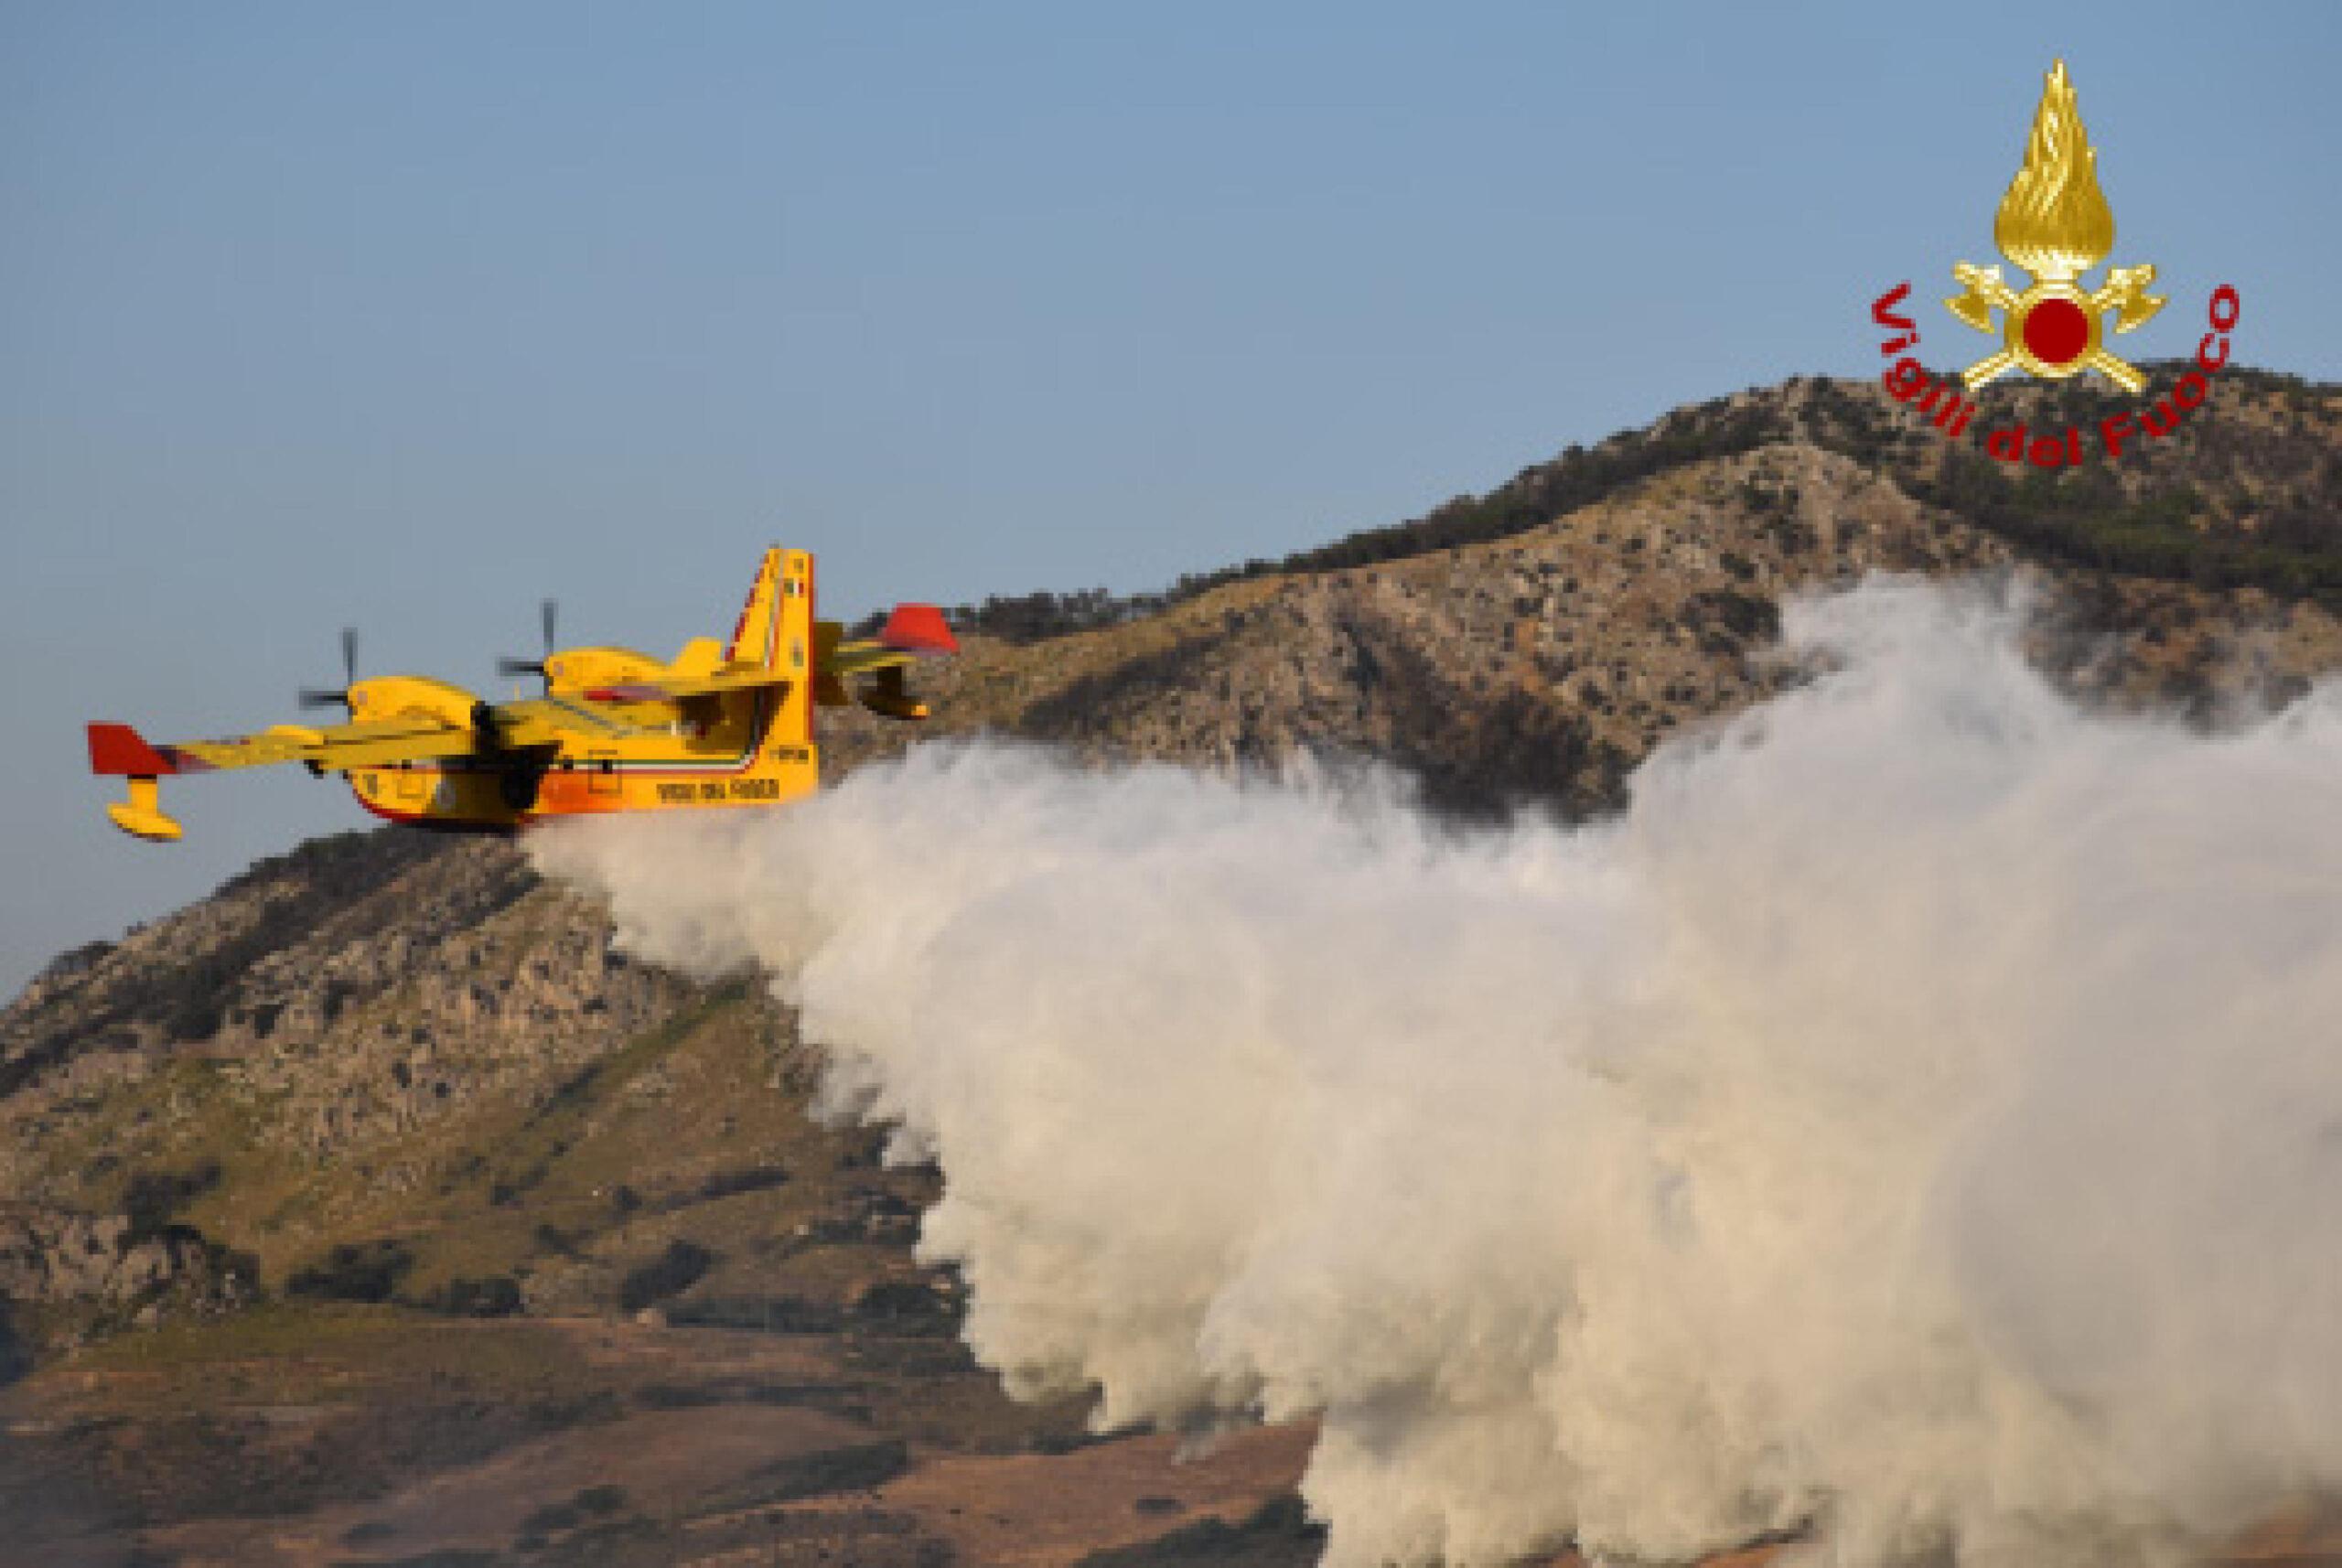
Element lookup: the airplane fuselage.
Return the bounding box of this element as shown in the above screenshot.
[348,552,822,832]
[344,687,818,832]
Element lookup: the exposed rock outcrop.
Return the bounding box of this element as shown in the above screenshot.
[0,1206,251,1316]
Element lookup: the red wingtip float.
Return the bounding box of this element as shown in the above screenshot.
[86,546,959,843]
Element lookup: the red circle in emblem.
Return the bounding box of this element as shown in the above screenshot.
[2021,298,2090,366]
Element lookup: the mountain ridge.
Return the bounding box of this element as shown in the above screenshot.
[921,363,2341,645]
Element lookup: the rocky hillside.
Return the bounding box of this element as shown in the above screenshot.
[929,364,2342,641]
[5,368,2339,1568]
[826,369,2342,811]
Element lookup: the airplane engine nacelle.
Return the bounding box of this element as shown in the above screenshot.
[539,647,667,694]
[346,675,480,728]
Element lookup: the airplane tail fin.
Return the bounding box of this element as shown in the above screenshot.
[724,546,816,747]
[724,548,786,670]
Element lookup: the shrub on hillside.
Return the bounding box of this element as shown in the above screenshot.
[414,1274,523,1318]
[616,1240,714,1312]
[285,1240,414,1304]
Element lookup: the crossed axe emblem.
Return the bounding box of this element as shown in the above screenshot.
[1945,261,2165,393]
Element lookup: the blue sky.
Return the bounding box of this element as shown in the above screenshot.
[5,2,2337,993]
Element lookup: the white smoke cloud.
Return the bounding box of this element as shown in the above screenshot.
[531,575,2342,1567]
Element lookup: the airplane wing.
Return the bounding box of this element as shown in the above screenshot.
[89,716,483,778]
[816,605,959,720]
[87,715,491,842]
[567,669,796,704]
[570,606,958,703]
[824,643,920,678]
[826,603,960,677]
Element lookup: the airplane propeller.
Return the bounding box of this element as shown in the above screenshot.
[497,599,559,693]
[298,627,360,712]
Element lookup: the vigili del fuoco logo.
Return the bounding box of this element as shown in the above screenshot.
[1870,59,2239,467]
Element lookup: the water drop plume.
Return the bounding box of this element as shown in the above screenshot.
[532,576,2342,1567]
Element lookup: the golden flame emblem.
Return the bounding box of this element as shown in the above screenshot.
[1946,60,2165,392]
[1993,60,2114,283]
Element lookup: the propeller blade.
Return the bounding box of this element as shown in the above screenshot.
[498,599,561,692]
[300,626,360,711]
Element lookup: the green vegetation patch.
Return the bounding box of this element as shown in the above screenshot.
[63,1303,588,1411]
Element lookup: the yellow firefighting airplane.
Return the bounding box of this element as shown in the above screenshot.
[87,547,956,843]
